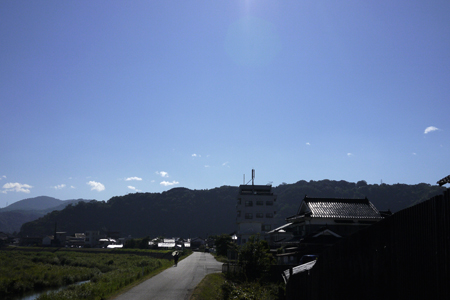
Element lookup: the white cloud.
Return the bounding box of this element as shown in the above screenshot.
[347,153,353,157]
[306,142,311,146]
[424,126,439,134]
[160,180,179,186]
[53,184,66,190]
[156,171,169,178]
[125,177,142,181]
[127,186,141,192]
[192,153,198,157]
[87,181,105,192]
[70,186,76,189]
[222,162,230,167]
[0,175,6,180]
[412,152,417,156]
[2,182,33,193]
[205,165,210,168]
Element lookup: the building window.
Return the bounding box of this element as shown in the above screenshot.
[266,201,273,206]
[266,213,273,218]
[245,213,253,219]
[237,211,241,217]
[245,201,253,207]
[256,213,264,218]
[256,200,264,206]
[262,225,271,231]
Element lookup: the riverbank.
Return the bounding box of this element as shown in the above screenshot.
[0,247,190,300]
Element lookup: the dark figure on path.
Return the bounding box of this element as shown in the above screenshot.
[173,251,180,266]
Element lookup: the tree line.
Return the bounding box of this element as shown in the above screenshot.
[19,180,445,239]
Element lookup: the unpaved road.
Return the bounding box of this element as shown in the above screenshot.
[113,252,222,300]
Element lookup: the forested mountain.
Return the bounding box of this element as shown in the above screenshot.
[19,180,446,239]
[0,211,44,234]
[1,196,91,212]
[0,196,93,233]
[1,196,64,212]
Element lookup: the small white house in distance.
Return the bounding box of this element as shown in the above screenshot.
[98,238,117,248]
[158,238,176,248]
[107,244,123,249]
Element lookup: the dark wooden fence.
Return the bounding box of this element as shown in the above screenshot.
[286,189,450,300]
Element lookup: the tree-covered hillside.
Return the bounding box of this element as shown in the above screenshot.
[1,196,63,212]
[20,186,238,238]
[19,180,446,239]
[0,197,93,234]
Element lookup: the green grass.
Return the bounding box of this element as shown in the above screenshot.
[189,268,286,300]
[0,248,188,300]
[211,254,229,263]
[189,273,226,300]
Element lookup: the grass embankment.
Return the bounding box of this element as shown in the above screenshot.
[0,247,189,300]
[189,272,284,300]
[190,273,226,300]
[190,254,284,300]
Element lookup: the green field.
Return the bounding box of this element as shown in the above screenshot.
[0,247,180,300]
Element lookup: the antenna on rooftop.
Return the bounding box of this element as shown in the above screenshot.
[245,169,256,185]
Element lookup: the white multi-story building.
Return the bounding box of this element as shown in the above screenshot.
[236,183,277,245]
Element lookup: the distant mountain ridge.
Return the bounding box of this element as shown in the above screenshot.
[18,180,446,238]
[0,196,94,233]
[0,196,91,212]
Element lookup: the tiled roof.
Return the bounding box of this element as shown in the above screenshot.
[437,175,450,186]
[301,197,382,219]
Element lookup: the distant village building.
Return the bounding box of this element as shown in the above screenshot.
[98,238,118,248]
[85,230,102,247]
[67,233,86,247]
[153,237,189,249]
[190,237,206,249]
[42,236,53,246]
[269,196,384,264]
[42,232,66,247]
[236,170,278,245]
[158,238,176,248]
[19,236,42,246]
[0,232,11,246]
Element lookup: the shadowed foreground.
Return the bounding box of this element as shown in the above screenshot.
[112,252,222,300]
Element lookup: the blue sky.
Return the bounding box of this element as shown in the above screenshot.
[1,1,449,206]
